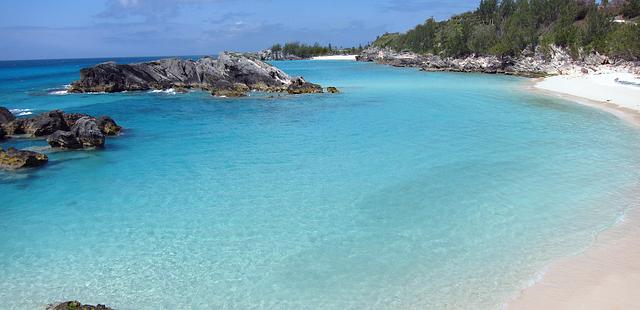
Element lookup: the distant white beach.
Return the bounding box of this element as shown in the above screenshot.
[311,55,357,61]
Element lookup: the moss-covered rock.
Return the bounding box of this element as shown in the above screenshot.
[0,147,48,169]
[212,83,250,97]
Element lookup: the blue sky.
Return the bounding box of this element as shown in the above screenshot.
[0,0,479,60]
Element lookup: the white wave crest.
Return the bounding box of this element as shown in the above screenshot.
[10,108,33,116]
[50,90,69,95]
[149,88,176,95]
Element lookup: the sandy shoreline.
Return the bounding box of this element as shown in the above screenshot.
[310,55,357,61]
[509,71,640,309]
[508,206,640,310]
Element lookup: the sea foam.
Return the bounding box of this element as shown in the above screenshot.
[9,108,33,116]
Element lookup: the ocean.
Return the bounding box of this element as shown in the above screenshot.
[1,58,639,309]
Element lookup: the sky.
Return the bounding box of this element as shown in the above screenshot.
[0,0,479,60]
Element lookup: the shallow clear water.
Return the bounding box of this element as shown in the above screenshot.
[1,59,639,309]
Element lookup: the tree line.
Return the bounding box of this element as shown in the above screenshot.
[269,42,364,58]
[372,0,640,60]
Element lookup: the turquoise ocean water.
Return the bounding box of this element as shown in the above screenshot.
[1,59,639,309]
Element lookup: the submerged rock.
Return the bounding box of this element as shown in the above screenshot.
[0,107,15,124]
[68,52,324,97]
[47,301,113,310]
[0,147,48,169]
[0,126,5,140]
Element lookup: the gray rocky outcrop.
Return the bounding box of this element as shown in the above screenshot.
[70,117,105,148]
[47,130,82,149]
[357,46,638,77]
[0,147,48,169]
[47,117,105,149]
[68,52,323,96]
[47,301,113,310]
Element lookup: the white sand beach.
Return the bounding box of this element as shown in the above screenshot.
[511,71,640,309]
[311,55,357,60]
[535,70,640,112]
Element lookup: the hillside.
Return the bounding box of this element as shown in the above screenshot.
[371,0,640,60]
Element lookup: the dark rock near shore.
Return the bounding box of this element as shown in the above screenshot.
[63,113,91,128]
[47,117,106,149]
[70,117,105,148]
[28,110,69,136]
[96,116,122,136]
[0,107,15,124]
[63,114,121,136]
[1,110,69,137]
[47,300,113,310]
[47,130,82,149]
[0,147,48,169]
[0,107,120,149]
[68,52,324,97]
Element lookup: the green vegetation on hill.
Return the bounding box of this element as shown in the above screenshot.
[372,0,640,60]
[269,42,364,58]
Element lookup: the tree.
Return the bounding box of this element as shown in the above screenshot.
[622,0,640,17]
[607,23,640,59]
[469,24,497,55]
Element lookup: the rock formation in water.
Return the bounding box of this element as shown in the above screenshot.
[0,147,48,169]
[46,301,113,310]
[326,87,340,93]
[68,52,324,97]
[0,107,122,151]
[357,46,638,77]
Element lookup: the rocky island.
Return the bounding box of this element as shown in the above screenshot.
[69,52,325,97]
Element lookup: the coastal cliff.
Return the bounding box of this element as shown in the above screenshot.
[357,46,640,77]
[69,52,323,96]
